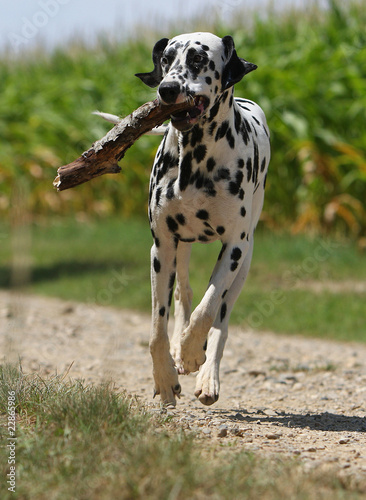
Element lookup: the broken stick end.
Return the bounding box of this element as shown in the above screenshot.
[53,175,61,191]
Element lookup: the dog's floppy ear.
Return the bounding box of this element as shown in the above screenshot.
[135,38,169,88]
[221,35,257,91]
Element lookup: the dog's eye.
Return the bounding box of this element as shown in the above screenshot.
[161,57,168,66]
[193,54,203,64]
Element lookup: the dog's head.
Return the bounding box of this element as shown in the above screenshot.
[136,32,257,132]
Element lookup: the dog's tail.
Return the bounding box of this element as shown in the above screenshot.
[92,110,120,124]
[92,110,168,135]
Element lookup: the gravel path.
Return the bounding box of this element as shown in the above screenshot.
[1,290,366,485]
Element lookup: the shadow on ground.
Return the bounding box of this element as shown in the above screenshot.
[214,409,366,432]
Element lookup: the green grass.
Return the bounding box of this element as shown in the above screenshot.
[0,363,364,500]
[1,217,365,342]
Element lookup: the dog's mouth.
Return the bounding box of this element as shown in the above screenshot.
[170,95,210,131]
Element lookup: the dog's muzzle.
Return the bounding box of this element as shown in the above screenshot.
[158,81,209,131]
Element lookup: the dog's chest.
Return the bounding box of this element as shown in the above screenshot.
[149,127,248,242]
[148,100,269,242]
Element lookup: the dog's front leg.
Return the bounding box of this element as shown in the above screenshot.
[170,242,193,366]
[195,238,254,404]
[179,238,251,374]
[150,241,181,406]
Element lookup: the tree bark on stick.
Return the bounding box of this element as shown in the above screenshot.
[53,99,191,191]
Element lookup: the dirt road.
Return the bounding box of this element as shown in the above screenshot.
[1,290,366,485]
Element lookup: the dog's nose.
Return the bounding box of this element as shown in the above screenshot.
[158,81,181,104]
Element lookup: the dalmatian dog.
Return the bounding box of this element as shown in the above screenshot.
[132,32,271,407]
[99,32,270,406]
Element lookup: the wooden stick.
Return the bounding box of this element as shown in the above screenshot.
[53,98,191,191]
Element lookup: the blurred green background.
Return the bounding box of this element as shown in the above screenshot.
[1,0,365,340]
[1,0,365,236]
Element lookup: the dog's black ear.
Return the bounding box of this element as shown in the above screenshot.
[221,35,257,91]
[135,38,169,88]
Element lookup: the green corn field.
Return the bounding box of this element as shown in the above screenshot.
[1,0,365,239]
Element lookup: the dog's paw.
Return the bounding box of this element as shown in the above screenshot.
[170,340,183,372]
[179,332,206,374]
[194,364,220,405]
[152,365,181,406]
